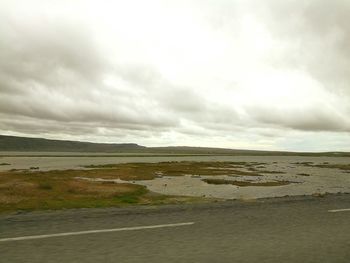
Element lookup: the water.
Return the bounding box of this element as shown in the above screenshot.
[0,153,349,171]
[1,152,350,199]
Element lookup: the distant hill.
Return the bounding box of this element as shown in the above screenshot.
[148,146,350,156]
[149,146,272,155]
[0,135,145,152]
[0,135,349,156]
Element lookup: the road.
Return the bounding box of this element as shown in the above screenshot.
[1,194,350,263]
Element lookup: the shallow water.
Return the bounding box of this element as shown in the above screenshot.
[127,158,349,199]
[1,153,349,172]
[29,153,348,200]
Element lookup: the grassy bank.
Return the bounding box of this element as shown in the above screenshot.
[0,165,199,214]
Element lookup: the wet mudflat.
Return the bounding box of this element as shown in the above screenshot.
[1,154,350,212]
[79,160,350,200]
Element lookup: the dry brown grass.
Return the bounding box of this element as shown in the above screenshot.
[65,180,134,195]
[83,161,264,177]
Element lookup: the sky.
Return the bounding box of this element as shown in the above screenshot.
[1,0,350,152]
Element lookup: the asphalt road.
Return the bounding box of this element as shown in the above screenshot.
[1,194,350,263]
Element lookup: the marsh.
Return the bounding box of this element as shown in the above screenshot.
[1,155,350,213]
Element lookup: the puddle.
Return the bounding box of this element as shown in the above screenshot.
[75,177,129,184]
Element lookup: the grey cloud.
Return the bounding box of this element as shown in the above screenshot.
[255,0,350,94]
[0,113,170,141]
[248,105,350,132]
[108,64,228,121]
[233,0,350,134]
[157,87,206,113]
[0,8,181,131]
[1,0,350,150]
[0,20,106,92]
[0,116,97,137]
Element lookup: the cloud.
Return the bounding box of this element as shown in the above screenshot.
[0,0,350,150]
[0,5,179,129]
[247,105,350,132]
[254,0,350,93]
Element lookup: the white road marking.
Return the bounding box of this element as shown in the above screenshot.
[0,222,194,242]
[328,208,350,213]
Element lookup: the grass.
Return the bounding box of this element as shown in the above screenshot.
[0,169,199,214]
[259,170,286,174]
[1,161,250,213]
[229,169,262,176]
[293,162,350,171]
[38,182,53,190]
[0,169,147,213]
[246,166,285,174]
[292,162,314,166]
[82,161,266,177]
[2,161,303,213]
[202,178,293,187]
[312,164,350,171]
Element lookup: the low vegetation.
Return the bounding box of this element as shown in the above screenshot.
[202,178,293,187]
[228,170,262,176]
[293,162,350,171]
[0,165,213,213]
[1,161,311,213]
[291,162,314,166]
[298,173,310,176]
[1,161,263,213]
[82,161,266,177]
[312,164,350,171]
[246,166,286,174]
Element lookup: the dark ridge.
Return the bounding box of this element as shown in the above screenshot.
[147,146,350,157]
[0,135,349,156]
[0,135,145,152]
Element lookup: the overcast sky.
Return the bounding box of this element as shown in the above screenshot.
[1,0,350,151]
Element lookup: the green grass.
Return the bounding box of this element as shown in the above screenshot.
[113,187,148,204]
